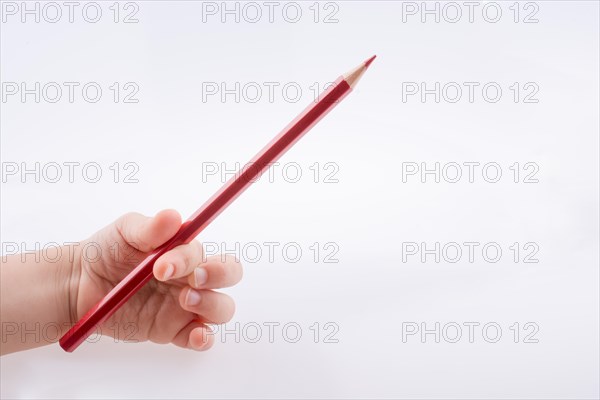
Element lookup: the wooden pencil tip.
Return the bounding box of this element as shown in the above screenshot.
[365,55,376,68]
[344,56,375,89]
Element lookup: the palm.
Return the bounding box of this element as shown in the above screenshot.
[74,222,195,344]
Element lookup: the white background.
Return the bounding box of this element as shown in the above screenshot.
[1,1,599,398]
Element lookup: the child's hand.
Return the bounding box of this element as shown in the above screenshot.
[69,209,242,351]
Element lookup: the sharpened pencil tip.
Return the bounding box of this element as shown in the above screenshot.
[343,56,376,88]
[365,55,376,68]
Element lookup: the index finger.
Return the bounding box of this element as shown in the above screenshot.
[187,254,243,290]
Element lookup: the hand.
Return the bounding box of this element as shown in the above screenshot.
[68,209,243,351]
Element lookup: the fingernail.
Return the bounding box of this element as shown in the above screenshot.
[186,289,201,306]
[163,263,174,280]
[194,267,208,288]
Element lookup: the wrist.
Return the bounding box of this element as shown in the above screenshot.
[0,244,80,354]
[57,243,81,328]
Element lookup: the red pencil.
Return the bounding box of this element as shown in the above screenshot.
[59,55,376,352]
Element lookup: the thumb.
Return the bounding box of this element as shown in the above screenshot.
[116,209,182,252]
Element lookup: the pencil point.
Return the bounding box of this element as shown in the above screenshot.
[365,55,376,68]
[343,56,375,89]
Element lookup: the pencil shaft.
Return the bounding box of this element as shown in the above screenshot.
[59,76,353,352]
